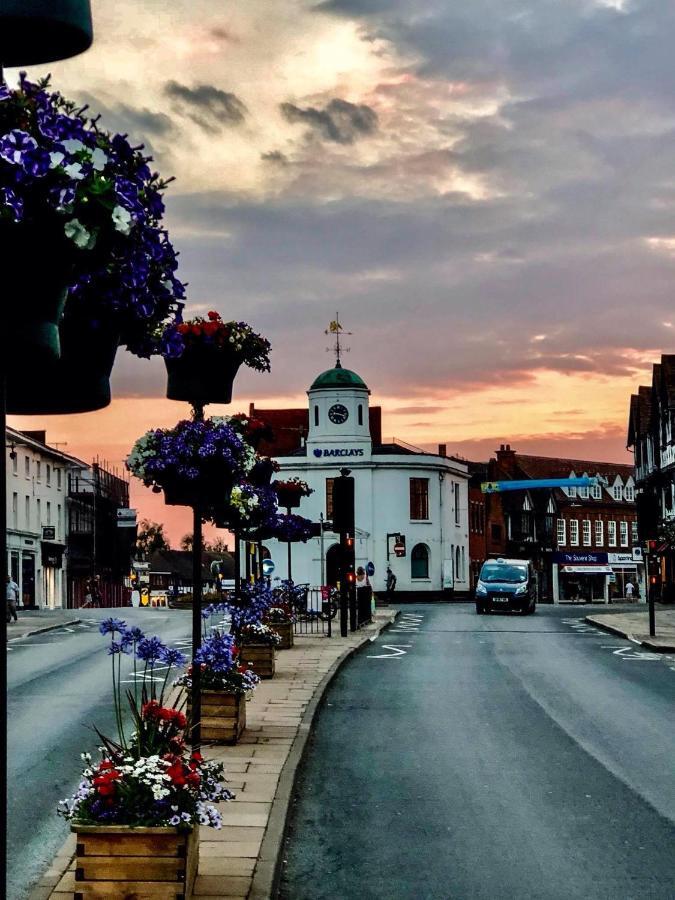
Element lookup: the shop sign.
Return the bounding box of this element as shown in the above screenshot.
[313,447,365,458]
[553,551,608,564]
[562,565,613,574]
[608,552,635,564]
[117,508,137,528]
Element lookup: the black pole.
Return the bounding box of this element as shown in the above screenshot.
[286,505,292,581]
[245,539,251,584]
[234,529,241,599]
[339,531,348,637]
[191,501,202,750]
[1,373,8,868]
[649,578,656,637]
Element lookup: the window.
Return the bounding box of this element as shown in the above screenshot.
[57,468,62,490]
[25,496,30,530]
[556,519,566,546]
[595,520,604,546]
[579,475,589,499]
[12,493,18,529]
[491,523,502,541]
[325,478,334,519]
[25,456,30,477]
[582,520,591,546]
[570,519,579,546]
[613,483,622,501]
[358,404,363,426]
[461,547,466,582]
[620,521,629,547]
[46,464,51,486]
[36,461,41,481]
[11,452,17,475]
[624,484,634,502]
[608,521,617,546]
[631,521,639,544]
[411,543,430,579]
[410,478,429,520]
[591,480,602,500]
[314,405,319,427]
[454,482,460,525]
[57,504,62,538]
[46,501,52,525]
[455,545,461,580]
[37,499,41,527]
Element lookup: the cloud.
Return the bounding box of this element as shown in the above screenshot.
[261,150,289,164]
[280,97,378,144]
[164,81,248,131]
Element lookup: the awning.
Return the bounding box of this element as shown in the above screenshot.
[562,565,613,574]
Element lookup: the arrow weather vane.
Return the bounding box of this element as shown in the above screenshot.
[325,313,352,367]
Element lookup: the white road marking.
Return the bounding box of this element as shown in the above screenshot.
[367,645,409,659]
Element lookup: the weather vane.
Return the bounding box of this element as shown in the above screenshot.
[325,313,351,367]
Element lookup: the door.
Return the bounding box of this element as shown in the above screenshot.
[326,544,341,587]
[21,553,36,608]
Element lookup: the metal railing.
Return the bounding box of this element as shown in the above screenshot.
[292,587,337,636]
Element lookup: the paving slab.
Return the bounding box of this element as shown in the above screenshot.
[585,605,675,651]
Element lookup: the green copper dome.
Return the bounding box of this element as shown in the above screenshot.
[310,364,369,391]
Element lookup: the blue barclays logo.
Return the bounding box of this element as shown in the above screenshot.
[313,448,364,458]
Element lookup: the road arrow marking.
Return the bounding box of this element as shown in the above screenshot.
[367,645,409,659]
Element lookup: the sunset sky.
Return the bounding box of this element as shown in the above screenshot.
[8,0,675,542]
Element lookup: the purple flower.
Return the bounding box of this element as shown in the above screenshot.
[99,618,127,636]
[160,647,187,667]
[0,130,38,165]
[0,187,24,222]
[136,636,167,662]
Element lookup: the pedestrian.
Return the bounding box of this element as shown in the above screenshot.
[6,574,19,623]
[625,580,635,601]
[355,566,369,589]
[385,566,397,604]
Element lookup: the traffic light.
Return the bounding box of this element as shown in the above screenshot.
[333,475,355,533]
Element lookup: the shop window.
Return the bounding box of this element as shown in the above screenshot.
[411,544,430,579]
[410,478,429,520]
[582,520,591,546]
[620,521,629,547]
[595,520,604,546]
[556,519,566,546]
[608,521,617,546]
[570,519,579,546]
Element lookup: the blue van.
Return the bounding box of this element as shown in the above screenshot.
[475,558,537,615]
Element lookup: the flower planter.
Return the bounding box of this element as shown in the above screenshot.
[163,473,233,508]
[3,220,72,369]
[71,823,198,899]
[165,344,242,406]
[193,690,246,744]
[241,643,276,679]
[269,621,294,649]
[6,316,119,415]
[273,487,302,510]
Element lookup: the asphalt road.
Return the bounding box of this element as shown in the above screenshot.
[280,604,675,900]
[6,608,193,900]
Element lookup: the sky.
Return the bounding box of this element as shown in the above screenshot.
[8,0,675,542]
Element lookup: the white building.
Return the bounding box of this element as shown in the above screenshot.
[5,427,86,609]
[262,363,470,598]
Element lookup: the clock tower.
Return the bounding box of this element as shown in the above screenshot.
[306,362,372,462]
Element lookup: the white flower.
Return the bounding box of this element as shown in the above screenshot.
[64,218,95,250]
[62,138,86,155]
[50,151,65,168]
[90,147,108,171]
[112,205,133,235]
[63,162,85,181]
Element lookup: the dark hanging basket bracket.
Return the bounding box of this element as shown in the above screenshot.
[165,345,242,406]
[1,0,93,67]
[163,472,234,509]
[274,488,302,509]
[6,316,120,415]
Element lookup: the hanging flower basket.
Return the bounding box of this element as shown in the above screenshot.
[272,478,314,510]
[127,419,255,514]
[163,313,271,406]
[1,74,185,408]
[210,482,279,531]
[272,513,316,543]
[6,314,119,415]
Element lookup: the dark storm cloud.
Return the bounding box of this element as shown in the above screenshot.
[280,98,377,144]
[164,81,247,131]
[76,93,173,142]
[261,150,289,164]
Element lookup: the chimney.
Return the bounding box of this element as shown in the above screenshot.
[438,443,447,457]
[496,443,517,474]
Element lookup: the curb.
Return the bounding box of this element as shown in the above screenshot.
[584,616,675,653]
[7,618,82,642]
[248,612,399,900]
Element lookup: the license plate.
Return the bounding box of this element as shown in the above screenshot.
[493,597,509,603]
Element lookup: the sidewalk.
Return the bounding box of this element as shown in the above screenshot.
[585,604,675,652]
[6,609,82,641]
[33,609,397,900]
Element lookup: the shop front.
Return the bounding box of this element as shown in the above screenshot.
[552,552,611,604]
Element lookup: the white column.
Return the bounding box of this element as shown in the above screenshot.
[552,564,560,604]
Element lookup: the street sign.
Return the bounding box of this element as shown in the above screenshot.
[394,541,406,558]
[41,526,56,541]
[262,559,276,576]
[366,561,375,577]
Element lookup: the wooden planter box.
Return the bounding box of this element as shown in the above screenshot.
[72,823,198,899]
[269,621,294,649]
[241,643,276,678]
[191,690,246,744]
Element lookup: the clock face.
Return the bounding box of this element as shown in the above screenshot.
[328,403,349,424]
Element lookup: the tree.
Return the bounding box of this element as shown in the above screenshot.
[179,534,230,553]
[209,536,230,554]
[136,519,170,559]
[180,533,194,552]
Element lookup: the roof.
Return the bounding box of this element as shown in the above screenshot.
[6,426,88,468]
[310,363,368,391]
[249,403,382,455]
[514,454,633,481]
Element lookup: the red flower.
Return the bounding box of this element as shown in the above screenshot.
[207,311,220,321]
[177,323,190,334]
[166,762,187,786]
[187,772,200,788]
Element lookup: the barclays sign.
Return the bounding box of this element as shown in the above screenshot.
[313,448,365,458]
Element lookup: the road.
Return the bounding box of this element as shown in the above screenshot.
[280,604,675,900]
[6,608,192,900]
